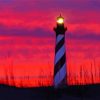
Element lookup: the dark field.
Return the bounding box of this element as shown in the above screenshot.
[0,84,100,100]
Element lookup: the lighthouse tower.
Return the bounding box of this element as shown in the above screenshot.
[54,15,67,88]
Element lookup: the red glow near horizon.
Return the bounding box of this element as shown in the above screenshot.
[0,36,99,87]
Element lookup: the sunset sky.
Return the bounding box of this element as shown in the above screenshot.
[0,0,100,87]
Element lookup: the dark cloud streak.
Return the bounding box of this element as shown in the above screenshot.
[0,24,54,37]
[66,30,100,41]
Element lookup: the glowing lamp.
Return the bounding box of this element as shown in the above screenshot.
[57,15,64,24]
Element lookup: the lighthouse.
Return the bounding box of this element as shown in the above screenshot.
[54,15,67,88]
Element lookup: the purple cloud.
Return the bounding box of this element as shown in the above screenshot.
[0,24,54,37]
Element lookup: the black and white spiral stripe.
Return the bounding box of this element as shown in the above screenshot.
[54,34,66,88]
